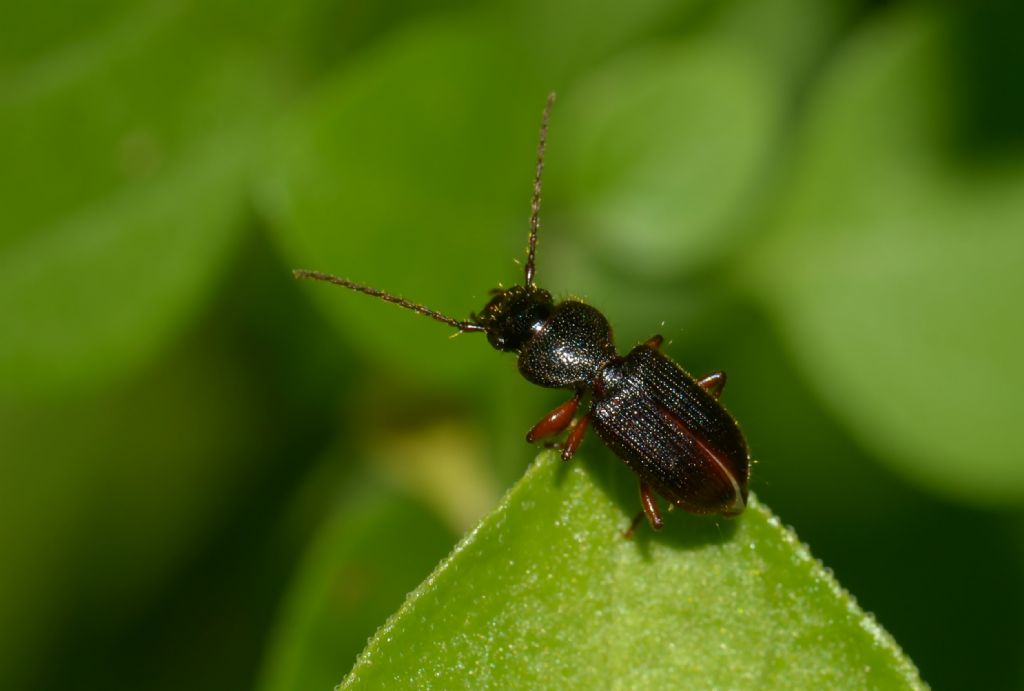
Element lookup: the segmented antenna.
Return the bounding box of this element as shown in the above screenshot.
[524,92,556,288]
[293,270,485,333]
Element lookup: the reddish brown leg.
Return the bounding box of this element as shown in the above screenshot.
[697,371,726,399]
[623,481,664,538]
[526,396,579,443]
[639,481,663,530]
[644,334,663,350]
[560,413,590,461]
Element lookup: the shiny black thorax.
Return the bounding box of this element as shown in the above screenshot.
[475,286,616,389]
[519,301,616,389]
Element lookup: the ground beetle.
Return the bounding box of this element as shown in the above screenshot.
[295,93,751,534]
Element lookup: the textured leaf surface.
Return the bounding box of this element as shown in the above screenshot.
[340,452,923,689]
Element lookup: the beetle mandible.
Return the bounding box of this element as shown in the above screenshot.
[294,93,751,534]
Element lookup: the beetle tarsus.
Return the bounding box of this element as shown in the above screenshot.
[623,511,645,539]
[560,413,590,461]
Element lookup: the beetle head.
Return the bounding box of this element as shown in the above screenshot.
[474,285,554,352]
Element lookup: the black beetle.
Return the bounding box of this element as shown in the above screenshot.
[294,93,750,534]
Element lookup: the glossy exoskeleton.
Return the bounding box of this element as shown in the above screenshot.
[294,93,750,534]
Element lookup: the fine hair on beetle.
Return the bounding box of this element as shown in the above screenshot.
[295,92,751,536]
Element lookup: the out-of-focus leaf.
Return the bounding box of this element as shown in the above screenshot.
[749,6,1024,504]
[363,417,501,533]
[0,0,137,69]
[0,2,287,397]
[558,38,784,280]
[263,16,544,389]
[0,147,247,397]
[0,330,275,687]
[712,0,858,91]
[496,0,700,79]
[259,488,456,691]
[340,452,923,689]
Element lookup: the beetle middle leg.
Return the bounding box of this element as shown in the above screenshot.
[527,394,591,462]
[643,334,663,350]
[697,371,727,399]
[559,413,590,461]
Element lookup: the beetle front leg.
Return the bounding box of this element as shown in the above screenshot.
[526,395,579,443]
[697,371,726,399]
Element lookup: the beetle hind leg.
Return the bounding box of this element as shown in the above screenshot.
[697,371,727,399]
[639,481,664,530]
[623,481,664,538]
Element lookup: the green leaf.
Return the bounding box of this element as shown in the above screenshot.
[259,488,456,691]
[747,6,1024,504]
[0,2,286,397]
[340,452,923,689]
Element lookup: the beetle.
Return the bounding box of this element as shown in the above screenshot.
[294,93,750,534]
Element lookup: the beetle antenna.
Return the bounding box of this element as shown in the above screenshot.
[293,270,486,333]
[524,91,555,288]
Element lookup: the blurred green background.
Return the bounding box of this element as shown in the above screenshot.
[2,0,1023,688]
